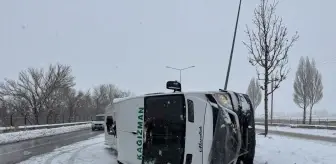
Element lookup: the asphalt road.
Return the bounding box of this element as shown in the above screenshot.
[0,129,102,164]
[256,128,336,143]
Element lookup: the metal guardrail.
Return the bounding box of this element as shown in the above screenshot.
[255,122,336,130]
[255,128,336,143]
[0,121,91,133]
[255,118,336,126]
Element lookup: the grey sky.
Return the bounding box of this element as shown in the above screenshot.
[0,0,335,117]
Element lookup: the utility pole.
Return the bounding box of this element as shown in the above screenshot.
[224,0,243,90]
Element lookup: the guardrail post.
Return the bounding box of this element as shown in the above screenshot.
[326,119,329,127]
[10,115,13,126]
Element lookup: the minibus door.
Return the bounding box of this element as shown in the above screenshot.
[184,95,208,164]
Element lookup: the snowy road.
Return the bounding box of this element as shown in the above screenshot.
[18,134,117,164]
[0,129,101,164]
[17,133,336,164]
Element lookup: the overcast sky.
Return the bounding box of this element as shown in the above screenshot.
[0,0,335,117]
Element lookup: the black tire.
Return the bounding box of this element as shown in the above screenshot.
[92,128,95,131]
[235,94,255,164]
[241,109,256,164]
[117,161,123,164]
[243,124,255,163]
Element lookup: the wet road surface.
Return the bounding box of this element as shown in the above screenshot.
[0,129,102,164]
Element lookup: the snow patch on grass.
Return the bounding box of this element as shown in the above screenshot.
[255,134,336,164]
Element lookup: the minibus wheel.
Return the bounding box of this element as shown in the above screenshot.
[241,113,256,164]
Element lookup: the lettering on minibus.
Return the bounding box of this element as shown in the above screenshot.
[198,126,203,152]
[136,107,144,160]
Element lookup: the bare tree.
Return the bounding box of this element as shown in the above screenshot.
[1,97,32,125]
[76,90,94,120]
[60,88,85,122]
[293,57,323,124]
[246,77,262,110]
[307,59,323,124]
[0,63,134,126]
[293,57,311,124]
[243,0,299,136]
[92,84,132,115]
[44,88,67,124]
[106,84,132,100]
[0,64,75,124]
[92,84,109,115]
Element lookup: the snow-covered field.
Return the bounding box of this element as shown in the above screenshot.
[256,125,336,138]
[255,134,336,164]
[0,124,91,145]
[19,134,336,164]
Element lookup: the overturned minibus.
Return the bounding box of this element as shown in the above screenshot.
[104,81,255,164]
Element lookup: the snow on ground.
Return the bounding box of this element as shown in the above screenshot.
[0,122,89,132]
[255,134,336,164]
[0,124,91,145]
[19,133,336,164]
[19,134,118,164]
[256,125,336,137]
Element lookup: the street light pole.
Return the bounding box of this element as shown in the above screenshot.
[179,70,182,83]
[166,66,195,84]
[224,0,243,90]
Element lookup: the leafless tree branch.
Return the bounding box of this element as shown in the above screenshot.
[243,0,299,135]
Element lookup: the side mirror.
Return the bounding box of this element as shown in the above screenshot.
[166,81,182,92]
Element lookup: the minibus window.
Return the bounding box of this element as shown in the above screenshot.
[212,106,219,136]
[209,106,237,164]
[106,116,115,136]
[187,99,194,123]
[205,94,219,136]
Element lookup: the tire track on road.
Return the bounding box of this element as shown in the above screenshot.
[44,149,74,164]
[44,141,102,164]
[66,141,103,164]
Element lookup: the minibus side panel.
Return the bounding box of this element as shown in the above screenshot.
[116,98,144,164]
[184,95,207,164]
